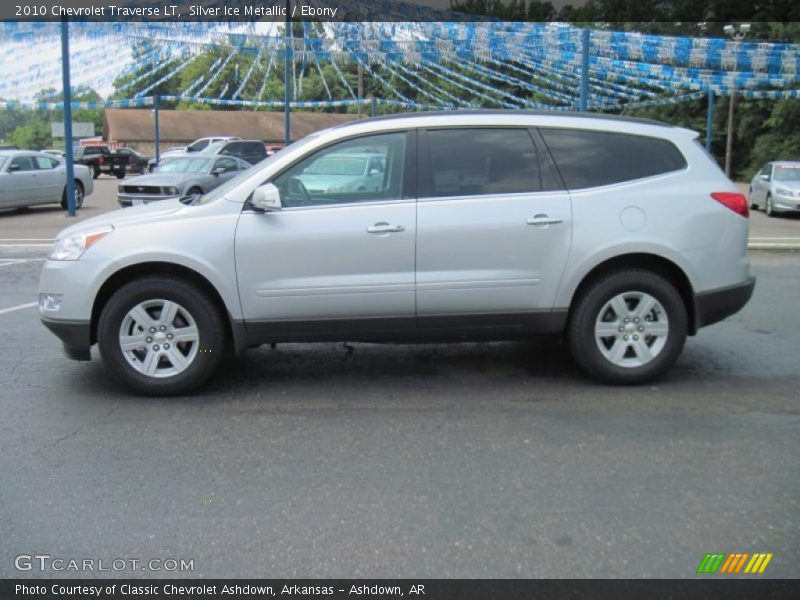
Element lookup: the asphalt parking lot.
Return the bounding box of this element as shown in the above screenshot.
[0,174,798,578]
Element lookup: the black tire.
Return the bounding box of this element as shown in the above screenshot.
[97,276,226,395]
[92,165,101,179]
[187,186,203,196]
[60,181,84,210]
[748,189,758,210]
[114,169,125,179]
[765,194,777,218]
[567,269,687,385]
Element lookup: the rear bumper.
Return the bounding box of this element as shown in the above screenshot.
[41,318,92,361]
[695,276,756,329]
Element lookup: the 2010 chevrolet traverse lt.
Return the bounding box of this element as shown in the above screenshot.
[39,111,755,395]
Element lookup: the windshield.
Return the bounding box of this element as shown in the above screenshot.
[0,157,7,170]
[205,142,225,155]
[156,157,211,174]
[773,165,800,182]
[196,134,319,205]
[186,139,210,152]
[306,156,367,176]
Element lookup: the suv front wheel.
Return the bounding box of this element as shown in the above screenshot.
[568,270,687,384]
[98,276,226,395]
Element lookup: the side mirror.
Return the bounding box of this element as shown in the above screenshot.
[760,174,770,181]
[8,164,19,172]
[251,183,282,212]
[211,167,227,176]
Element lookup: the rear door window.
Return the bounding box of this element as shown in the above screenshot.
[539,128,687,189]
[424,128,541,197]
[34,156,59,169]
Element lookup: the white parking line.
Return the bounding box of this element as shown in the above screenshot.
[0,244,52,248]
[0,239,54,242]
[0,301,37,315]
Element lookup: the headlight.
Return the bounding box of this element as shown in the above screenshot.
[49,226,114,261]
[775,187,793,196]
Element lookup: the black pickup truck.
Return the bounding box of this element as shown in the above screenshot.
[72,145,131,179]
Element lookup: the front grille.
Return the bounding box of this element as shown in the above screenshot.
[121,185,169,195]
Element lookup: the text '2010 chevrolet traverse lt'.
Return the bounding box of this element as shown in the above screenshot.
[39,111,755,395]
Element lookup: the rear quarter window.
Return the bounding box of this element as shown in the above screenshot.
[539,128,687,190]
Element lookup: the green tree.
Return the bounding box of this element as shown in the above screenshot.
[7,118,51,149]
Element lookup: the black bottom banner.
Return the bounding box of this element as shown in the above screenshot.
[2,579,799,600]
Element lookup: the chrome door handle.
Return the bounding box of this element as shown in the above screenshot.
[526,215,563,226]
[366,223,405,234]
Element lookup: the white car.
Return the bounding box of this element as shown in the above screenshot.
[0,150,93,210]
[148,136,241,172]
[295,151,386,195]
[748,161,800,216]
[39,111,754,395]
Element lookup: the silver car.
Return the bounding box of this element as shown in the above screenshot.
[748,161,800,216]
[0,150,93,210]
[117,154,251,207]
[39,111,755,395]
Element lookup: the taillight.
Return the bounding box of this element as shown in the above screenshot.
[98,156,104,165]
[711,192,748,218]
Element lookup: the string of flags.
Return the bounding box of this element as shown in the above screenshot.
[0,20,797,111]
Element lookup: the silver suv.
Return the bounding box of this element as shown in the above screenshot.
[39,111,755,395]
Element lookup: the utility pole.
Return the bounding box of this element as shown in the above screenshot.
[60,18,76,217]
[153,94,160,165]
[722,23,750,178]
[578,28,590,112]
[705,85,714,152]
[357,63,364,118]
[725,90,735,177]
[284,0,292,146]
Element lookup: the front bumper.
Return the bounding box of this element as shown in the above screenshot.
[41,318,92,361]
[39,255,116,359]
[695,276,756,329]
[771,193,800,212]
[117,194,178,207]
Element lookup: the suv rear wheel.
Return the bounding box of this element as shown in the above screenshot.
[98,276,226,395]
[568,270,687,384]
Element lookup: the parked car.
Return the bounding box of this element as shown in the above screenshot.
[0,150,93,209]
[148,136,241,172]
[72,145,130,179]
[295,151,386,195]
[117,154,251,207]
[204,139,268,165]
[748,161,800,217]
[114,147,152,174]
[43,149,66,159]
[39,111,755,395]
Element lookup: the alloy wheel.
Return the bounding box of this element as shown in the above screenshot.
[118,299,200,378]
[594,291,669,368]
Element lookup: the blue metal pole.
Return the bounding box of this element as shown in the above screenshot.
[154,94,160,165]
[284,0,291,146]
[60,19,76,217]
[371,97,377,117]
[579,28,590,112]
[705,85,714,152]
